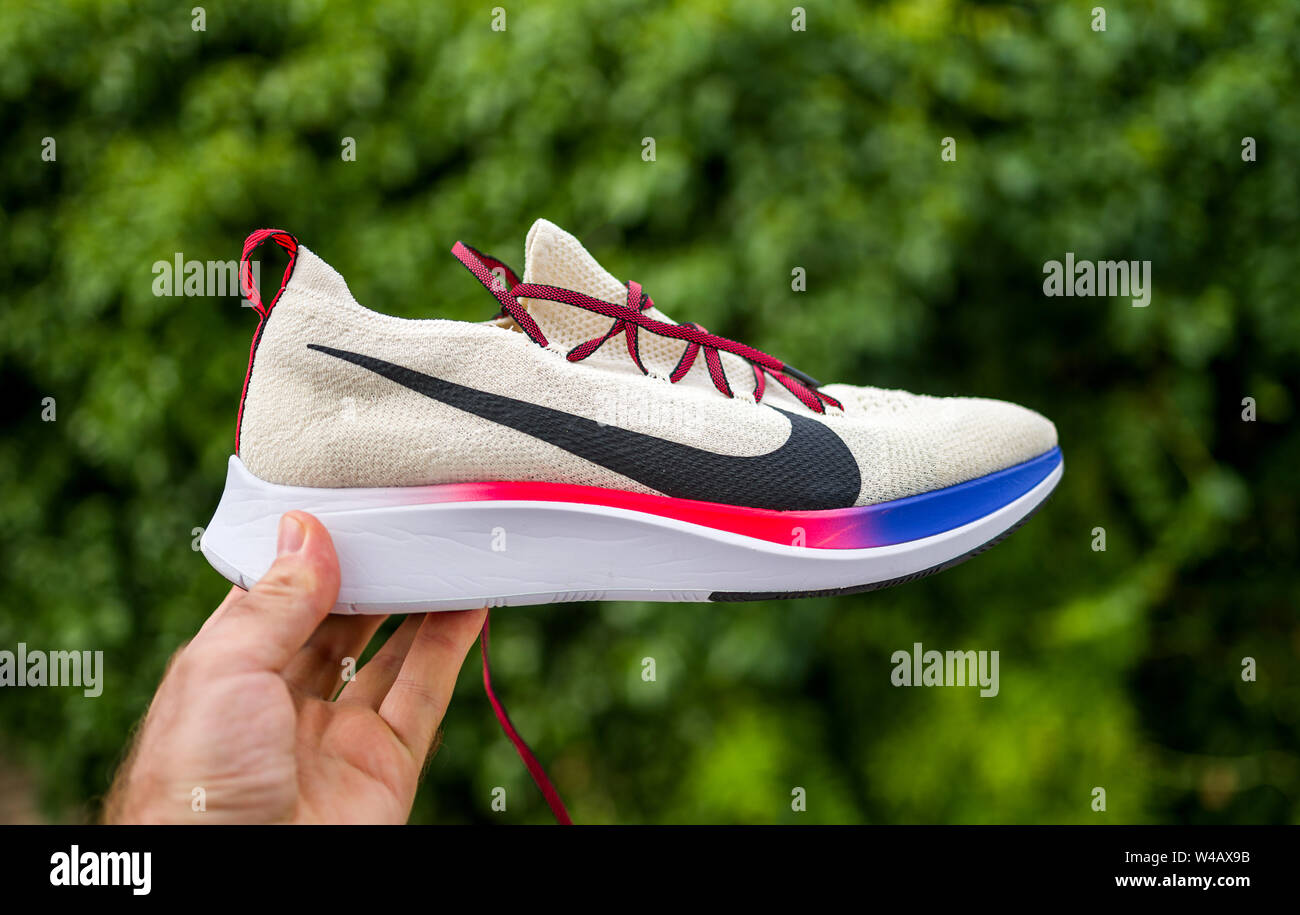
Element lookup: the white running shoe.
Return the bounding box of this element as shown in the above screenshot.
[202,221,1061,612]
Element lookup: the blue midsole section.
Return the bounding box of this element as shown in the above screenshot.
[863,447,1062,546]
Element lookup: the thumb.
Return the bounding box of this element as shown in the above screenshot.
[211,512,342,673]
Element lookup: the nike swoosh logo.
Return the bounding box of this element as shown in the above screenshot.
[308,344,861,510]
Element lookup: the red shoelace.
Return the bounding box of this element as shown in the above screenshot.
[462,238,844,826]
[453,242,842,414]
[480,612,572,824]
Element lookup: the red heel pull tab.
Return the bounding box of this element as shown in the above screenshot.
[240,229,299,317]
[234,229,300,453]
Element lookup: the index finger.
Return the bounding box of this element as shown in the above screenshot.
[379,608,487,757]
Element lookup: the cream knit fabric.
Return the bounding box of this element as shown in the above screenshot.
[237,221,1057,506]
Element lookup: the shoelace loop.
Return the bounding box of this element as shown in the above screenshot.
[453,242,843,414]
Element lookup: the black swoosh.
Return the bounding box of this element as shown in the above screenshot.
[308,344,861,510]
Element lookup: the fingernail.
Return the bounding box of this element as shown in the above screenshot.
[277,515,305,556]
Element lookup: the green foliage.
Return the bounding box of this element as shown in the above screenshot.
[1,0,1296,823]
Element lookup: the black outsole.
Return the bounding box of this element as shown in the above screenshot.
[707,496,1051,602]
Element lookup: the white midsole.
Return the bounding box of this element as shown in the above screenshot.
[200,456,1063,614]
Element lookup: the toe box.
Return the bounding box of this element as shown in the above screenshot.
[821,385,1059,505]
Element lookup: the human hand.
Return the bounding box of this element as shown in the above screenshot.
[105,511,486,824]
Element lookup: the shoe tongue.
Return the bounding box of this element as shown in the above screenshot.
[514,219,800,408]
[520,219,644,347]
[514,219,775,407]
